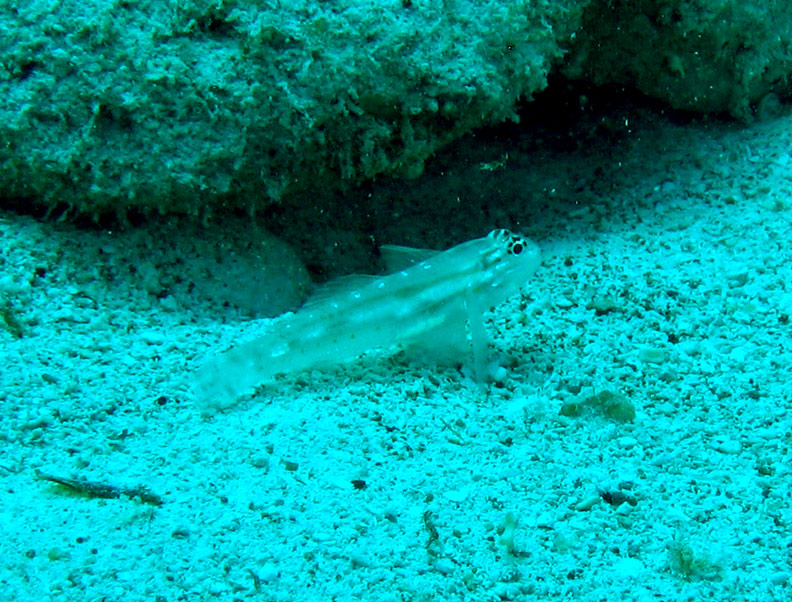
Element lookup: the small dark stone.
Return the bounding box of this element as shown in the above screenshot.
[600,490,637,507]
[567,568,583,580]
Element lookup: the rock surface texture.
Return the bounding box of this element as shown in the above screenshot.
[564,0,792,119]
[1,0,587,218]
[2,0,791,219]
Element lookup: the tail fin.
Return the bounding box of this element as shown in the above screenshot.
[193,334,285,414]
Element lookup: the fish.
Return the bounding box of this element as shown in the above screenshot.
[194,228,542,412]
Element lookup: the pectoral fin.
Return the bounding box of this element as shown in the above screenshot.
[400,314,469,367]
[465,284,489,386]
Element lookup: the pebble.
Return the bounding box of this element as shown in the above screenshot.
[259,563,279,583]
[728,345,748,362]
[770,572,789,586]
[444,489,468,503]
[555,297,575,309]
[678,340,701,356]
[713,439,742,454]
[435,558,455,575]
[614,557,644,578]
[638,346,665,363]
[140,330,166,345]
[615,502,634,516]
[20,412,54,431]
[159,295,179,311]
[655,402,676,416]
[575,495,601,511]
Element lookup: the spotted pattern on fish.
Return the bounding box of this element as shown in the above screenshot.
[194,229,541,412]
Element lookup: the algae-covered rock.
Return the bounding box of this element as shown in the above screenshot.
[564,0,792,119]
[0,0,587,219]
[559,389,636,423]
[5,0,792,221]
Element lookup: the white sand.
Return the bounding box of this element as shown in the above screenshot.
[1,105,791,600]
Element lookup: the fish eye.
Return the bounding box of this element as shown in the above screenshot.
[512,242,523,255]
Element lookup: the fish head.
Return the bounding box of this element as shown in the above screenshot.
[477,229,542,301]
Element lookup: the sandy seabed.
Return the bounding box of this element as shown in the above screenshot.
[1,103,791,601]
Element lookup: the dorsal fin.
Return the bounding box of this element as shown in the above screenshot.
[302,275,379,309]
[380,244,439,273]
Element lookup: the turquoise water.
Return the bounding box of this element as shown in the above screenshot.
[2,2,792,600]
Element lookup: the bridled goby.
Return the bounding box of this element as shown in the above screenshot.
[194,229,541,412]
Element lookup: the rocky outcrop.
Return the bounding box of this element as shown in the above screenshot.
[1,0,587,219]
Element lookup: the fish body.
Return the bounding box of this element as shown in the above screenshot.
[195,229,541,412]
